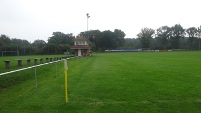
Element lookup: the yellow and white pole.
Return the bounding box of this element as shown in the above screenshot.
[64,59,68,103]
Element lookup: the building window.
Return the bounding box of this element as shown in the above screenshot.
[75,41,86,45]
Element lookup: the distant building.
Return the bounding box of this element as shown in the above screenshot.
[70,36,91,56]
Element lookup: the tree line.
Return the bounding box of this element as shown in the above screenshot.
[79,24,201,51]
[0,24,201,56]
[0,32,74,55]
[0,30,125,55]
[0,29,125,55]
[80,29,125,51]
[129,24,201,50]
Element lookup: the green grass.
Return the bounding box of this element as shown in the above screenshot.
[1,51,201,113]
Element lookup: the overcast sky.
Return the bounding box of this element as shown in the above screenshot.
[0,0,200,42]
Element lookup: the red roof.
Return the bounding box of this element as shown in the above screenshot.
[70,45,91,49]
[73,36,88,41]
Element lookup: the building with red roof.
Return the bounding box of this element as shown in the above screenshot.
[70,36,91,56]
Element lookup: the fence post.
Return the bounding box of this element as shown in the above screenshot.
[34,59,38,65]
[4,60,10,69]
[27,59,31,66]
[46,58,49,63]
[64,59,68,103]
[40,58,43,64]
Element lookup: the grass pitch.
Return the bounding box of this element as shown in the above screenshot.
[0,51,201,113]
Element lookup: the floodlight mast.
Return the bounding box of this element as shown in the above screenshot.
[86,13,90,32]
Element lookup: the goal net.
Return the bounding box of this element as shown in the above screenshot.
[2,51,19,56]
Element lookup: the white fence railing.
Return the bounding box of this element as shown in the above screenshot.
[0,57,74,88]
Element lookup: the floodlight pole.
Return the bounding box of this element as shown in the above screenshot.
[86,13,90,38]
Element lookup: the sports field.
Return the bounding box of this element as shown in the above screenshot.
[0,51,201,113]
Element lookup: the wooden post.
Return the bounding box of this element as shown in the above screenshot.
[16,59,22,67]
[46,58,49,63]
[4,60,10,69]
[27,59,31,66]
[40,58,43,64]
[34,58,38,65]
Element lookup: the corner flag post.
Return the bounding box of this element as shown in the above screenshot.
[64,59,68,103]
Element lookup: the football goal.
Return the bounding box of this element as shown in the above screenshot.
[2,51,19,56]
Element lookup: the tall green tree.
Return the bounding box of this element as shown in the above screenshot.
[114,29,126,47]
[0,35,33,55]
[44,43,57,54]
[79,29,125,51]
[101,30,115,49]
[137,28,155,48]
[170,24,185,49]
[124,38,141,48]
[10,38,30,55]
[156,26,171,49]
[48,32,74,45]
[0,34,11,47]
[79,30,102,51]
[197,26,201,50]
[48,32,74,54]
[186,27,198,50]
[32,39,46,54]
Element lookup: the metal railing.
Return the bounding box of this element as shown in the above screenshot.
[0,57,74,88]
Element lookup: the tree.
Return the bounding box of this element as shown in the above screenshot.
[170,24,185,49]
[58,44,70,53]
[156,26,171,49]
[79,29,125,51]
[48,32,74,45]
[32,40,46,49]
[137,28,155,48]
[10,38,30,55]
[0,35,33,55]
[0,34,11,47]
[101,30,115,49]
[44,43,56,54]
[79,30,102,51]
[186,27,198,50]
[114,29,126,47]
[197,25,201,50]
[48,32,74,54]
[123,38,141,48]
[32,39,46,54]
[0,35,11,55]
